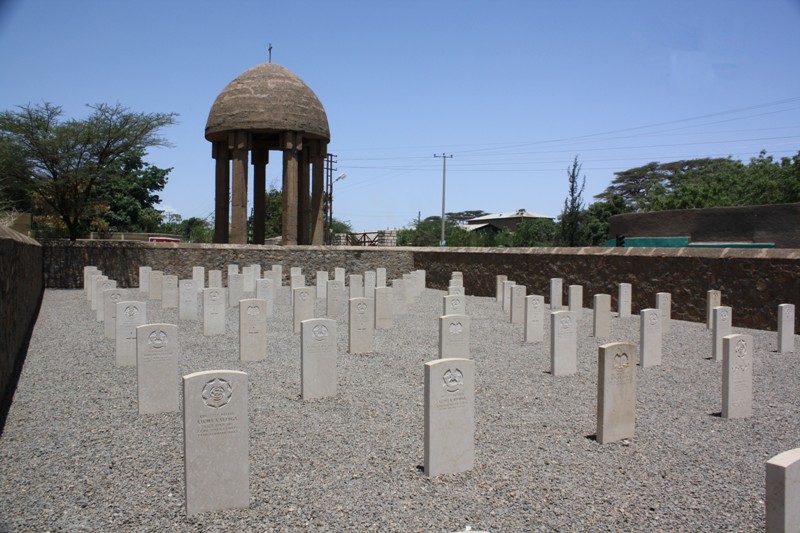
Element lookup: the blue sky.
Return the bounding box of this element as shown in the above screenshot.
[2,0,799,232]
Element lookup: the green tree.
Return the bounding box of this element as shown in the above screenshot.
[512,218,557,247]
[555,156,589,246]
[0,102,177,240]
[181,216,214,243]
[582,195,631,245]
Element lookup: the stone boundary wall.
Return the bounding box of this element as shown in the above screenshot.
[38,241,800,332]
[609,203,800,248]
[413,246,800,332]
[0,227,43,409]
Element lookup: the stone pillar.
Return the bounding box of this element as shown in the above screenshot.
[251,139,268,245]
[212,141,230,243]
[230,131,250,244]
[281,132,301,246]
[298,146,310,245]
[310,141,327,245]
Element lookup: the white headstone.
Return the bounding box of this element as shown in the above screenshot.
[439,314,470,359]
[364,271,376,300]
[326,280,346,319]
[707,289,722,329]
[424,357,475,477]
[242,266,255,293]
[495,275,507,303]
[162,275,179,309]
[228,273,244,307]
[92,276,110,312]
[596,342,636,444]
[568,284,583,318]
[722,333,753,419]
[203,288,226,336]
[376,267,387,288]
[593,294,612,338]
[183,369,249,516]
[374,287,394,329]
[617,283,632,318]
[524,295,545,343]
[334,267,345,282]
[271,264,283,286]
[712,306,732,362]
[149,271,164,301]
[655,292,671,334]
[502,280,516,313]
[349,274,364,299]
[391,279,408,315]
[766,447,800,533]
[255,278,274,317]
[83,266,98,293]
[239,299,267,362]
[227,264,239,278]
[348,297,375,354]
[639,308,662,368]
[88,273,104,305]
[301,318,338,399]
[550,310,577,376]
[208,270,222,288]
[115,301,147,367]
[550,278,563,311]
[290,266,302,278]
[293,287,315,333]
[443,294,465,317]
[179,280,198,321]
[192,266,205,293]
[103,288,127,339]
[95,279,115,320]
[136,323,179,415]
[250,264,261,282]
[449,278,463,288]
[448,285,465,297]
[778,303,795,354]
[510,285,526,325]
[290,274,304,305]
[138,266,150,293]
[316,271,329,299]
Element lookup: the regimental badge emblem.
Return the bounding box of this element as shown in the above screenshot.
[649,313,658,326]
[735,338,747,358]
[110,293,121,302]
[613,352,630,371]
[720,310,729,321]
[300,291,309,301]
[561,315,572,329]
[449,322,463,334]
[148,329,167,349]
[124,305,139,319]
[202,378,232,409]
[443,368,463,393]
[247,305,260,316]
[210,290,219,301]
[451,298,460,309]
[313,323,329,340]
[357,302,367,314]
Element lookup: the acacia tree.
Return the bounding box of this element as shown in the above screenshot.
[0,102,177,240]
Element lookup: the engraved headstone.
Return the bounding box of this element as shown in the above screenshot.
[183,370,249,516]
[502,280,516,313]
[84,266,99,298]
[162,275,179,309]
[424,357,475,477]
[208,270,222,288]
[376,267,387,288]
[510,285,526,325]
[392,279,408,315]
[364,271,376,300]
[778,303,795,353]
[596,342,636,444]
[290,266,302,278]
[550,278,563,311]
[707,289,722,329]
[149,271,164,301]
[349,274,364,299]
[250,264,261,282]
[228,273,244,307]
[316,271,329,299]
[92,276,110,312]
[115,301,147,366]
[443,294,464,317]
[448,285,465,297]
[550,310,577,376]
[722,333,753,419]
[449,278,463,288]
[136,323,179,415]
[95,279,116,321]
[293,287,315,333]
[348,297,375,354]
[326,279,346,319]
[203,288,226,336]
[179,280,198,321]
[765,447,800,533]
[192,266,205,293]
[88,273,104,305]
[255,278,274,317]
[568,284,583,319]
[593,294,612,338]
[712,306,732,362]
[227,264,239,278]
[334,267,345,282]
[290,274,304,305]
[271,264,283,286]
[439,314,470,359]
[239,299,267,362]
[656,292,671,334]
[495,275,507,303]
[242,266,255,293]
[375,287,394,329]
[639,308,662,368]
[618,283,632,318]
[103,288,127,338]
[138,266,150,293]
[301,318,337,399]
[524,295,545,343]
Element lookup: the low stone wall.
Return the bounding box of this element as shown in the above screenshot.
[39,240,800,332]
[414,246,800,332]
[0,227,43,412]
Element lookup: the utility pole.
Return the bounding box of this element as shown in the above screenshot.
[434,153,453,246]
[325,154,337,245]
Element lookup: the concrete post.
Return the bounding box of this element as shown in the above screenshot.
[281,132,301,246]
[212,141,230,243]
[230,131,250,244]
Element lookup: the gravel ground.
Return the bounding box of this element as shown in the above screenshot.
[0,283,798,532]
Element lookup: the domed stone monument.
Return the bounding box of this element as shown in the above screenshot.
[206,63,330,245]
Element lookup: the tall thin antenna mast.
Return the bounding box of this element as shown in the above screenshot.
[434,153,453,246]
